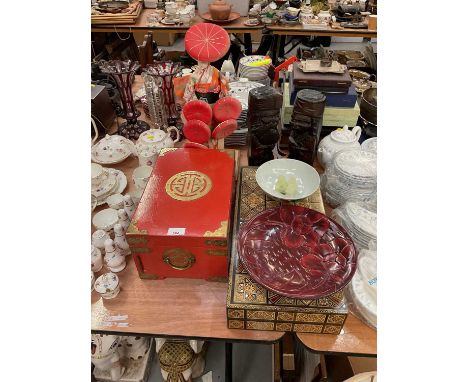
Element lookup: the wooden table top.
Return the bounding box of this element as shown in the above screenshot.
[91,9,263,33]
[91,77,376,353]
[91,9,376,39]
[297,315,376,357]
[267,23,376,38]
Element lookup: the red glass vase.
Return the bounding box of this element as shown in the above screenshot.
[99,60,150,140]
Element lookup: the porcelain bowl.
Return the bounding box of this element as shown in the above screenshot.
[256,158,320,201]
[106,193,125,210]
[92,208,119,231]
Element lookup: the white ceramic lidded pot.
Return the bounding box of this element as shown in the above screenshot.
[104,239,127,273]
[317,125,362,168]
[94,272,121,299]
[300,8,315,25]
[135,128,180,158]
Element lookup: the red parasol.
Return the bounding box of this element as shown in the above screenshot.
[213,96,242,122]
[182,100,213,125]
[185,23,231,63]
[183,120,211,144]
[183,141,209,149]
[212,119,238,139]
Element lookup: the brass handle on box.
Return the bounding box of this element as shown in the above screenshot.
[163,250,196,271]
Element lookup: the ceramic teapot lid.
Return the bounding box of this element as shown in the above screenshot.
[139,129,167,144]
[94,272,119,294]
[330,125,359,143]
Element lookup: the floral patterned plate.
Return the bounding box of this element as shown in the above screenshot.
[91,134,135,165]
[237,205,358,299]
[95,168,128,206]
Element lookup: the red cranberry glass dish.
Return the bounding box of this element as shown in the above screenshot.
[183,119,211,143]
[237,205,358,299]
[213,96,242,122]
[183,100,213,125]
[212,119,238,139]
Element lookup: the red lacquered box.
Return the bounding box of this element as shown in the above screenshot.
[126,148,235,281]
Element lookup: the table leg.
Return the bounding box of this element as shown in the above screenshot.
[278,35,286,59]
[244,33,252,56]
[271,35,279,65]
[225,342,232,382]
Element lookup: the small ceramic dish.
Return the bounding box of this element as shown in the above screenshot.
[244,19,260,26]
[349,69,372,80]
[106,194,125,210]
[256,158,320,201]
[92,208,119,231]
[345,51,365,61]
[94,272,120,299]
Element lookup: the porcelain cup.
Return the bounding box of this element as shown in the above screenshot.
[138,149,157,167]
[106,194,125,210]
[133,166,153,191]
[91,163,107,187]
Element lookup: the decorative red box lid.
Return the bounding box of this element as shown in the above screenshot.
[128,148,235,245]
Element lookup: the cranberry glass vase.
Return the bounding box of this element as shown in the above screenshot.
[99,60,150,140]
[144,62,181,126]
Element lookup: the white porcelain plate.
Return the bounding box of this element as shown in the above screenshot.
[96,168,128,206]
[92,208,119,231]
[256,158,320,201]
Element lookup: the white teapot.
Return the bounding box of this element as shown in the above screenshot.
[135,128,180,160]
[317,125,362,168]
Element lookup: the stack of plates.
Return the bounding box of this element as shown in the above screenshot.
[91,167,128,206]
[361,137,377,153]
[347,248,377,328]
[237,55,271,83]
[323,150,377,206]
[332,202,377,250]
[225,80,263,147]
